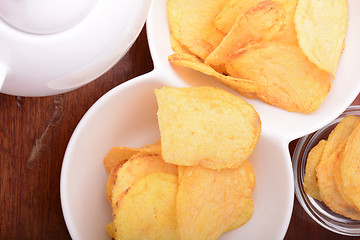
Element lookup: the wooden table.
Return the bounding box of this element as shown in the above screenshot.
[1,27,360,240]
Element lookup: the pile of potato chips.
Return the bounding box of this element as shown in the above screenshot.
[104,86,261,240]
[167,0,348,113]
[304,115,360,220]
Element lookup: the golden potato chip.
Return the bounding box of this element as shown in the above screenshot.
[294,0,348,77]
[214,0,263,34]
[105,144,162,201]
[319,115,360,205]
[225,197,254,232]
[322,115,360,161]
[304,139,326,201]
[105,222,115,239]
[111,154,177,210]
[270,0,298,45]
[103,141,161,173]
[338,121,360,212]
[333,143,356,208]
[205,0,286,66]
[168,52,258,93]
[167,0,227,59]
[316,144,360,220]
[170,34,192,55]
[155,86,261,169]
[214,0,298,44]
[137,140,162,154]
[106,162,123,201]
[103,147,138,174]
[225,42,331,113]
[176,161,255,240]
[113,172,179,240]
[321,116,360,207]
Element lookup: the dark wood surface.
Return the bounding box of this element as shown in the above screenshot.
[1,27,360,240]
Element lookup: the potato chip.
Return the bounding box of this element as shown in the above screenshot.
[105,222,115,239]
[225,42,331,113]
[176,161,255,240]
[214,0,263,34]
[155,86,261,169]
[103,141,161,173]
[333,143,355,208]
[103,147,138,174]
[304,140,326,201]
[225,198,254,232]
[270,0,298,45]
[168,0,227,59]
[113,172,179,240]
[205,0,286,66]
[111,154,177,210]
[106,162,123,201]
[170,35,192,55]
[168,52,258,93]
[316,144,360,220]
[322,115,360,161]
[320,116,360,207]
[294,0,348,77]
[214,0,298,44]
[338,121,360,212]
[137,140,162,154]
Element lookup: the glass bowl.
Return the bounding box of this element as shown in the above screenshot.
[292,105,360,236]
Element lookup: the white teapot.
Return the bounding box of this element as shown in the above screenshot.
[0,0,150,96]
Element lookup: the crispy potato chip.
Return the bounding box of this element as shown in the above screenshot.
[214,0,297,44]
[111,154,177,210]
[316,143,360,220]
[104,143,163,201]
[322,116,360,207]
[105,222,115,239]
[137,140,162,154]
[103,147,138,174]
[106,162,123,201]
[304,139,326,201]
[103,141,161,173]
[338,121,360,212]
[168,52,258,93]
[214,0,263,34]
[294,0,348,77]
[322,115,360,161]
[225,197,254,232]
[270,0,298,44]
[176,161,255,240]
[113,172,179,240]
[155,86,261,169]
[226,42,331,113]
[205,0,286,66]
[333,143,356,208]
[170,34,192,55]
[168,0,227,59]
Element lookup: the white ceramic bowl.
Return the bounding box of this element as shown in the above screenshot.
[0,0,150,96]
[61,71,294,240]
[61,0,360,239]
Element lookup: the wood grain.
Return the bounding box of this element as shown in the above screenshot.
[1,26,359,239]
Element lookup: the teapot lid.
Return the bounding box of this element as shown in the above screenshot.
[0,0,97,34]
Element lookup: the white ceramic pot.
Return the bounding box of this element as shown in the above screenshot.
[0,0,151,96]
